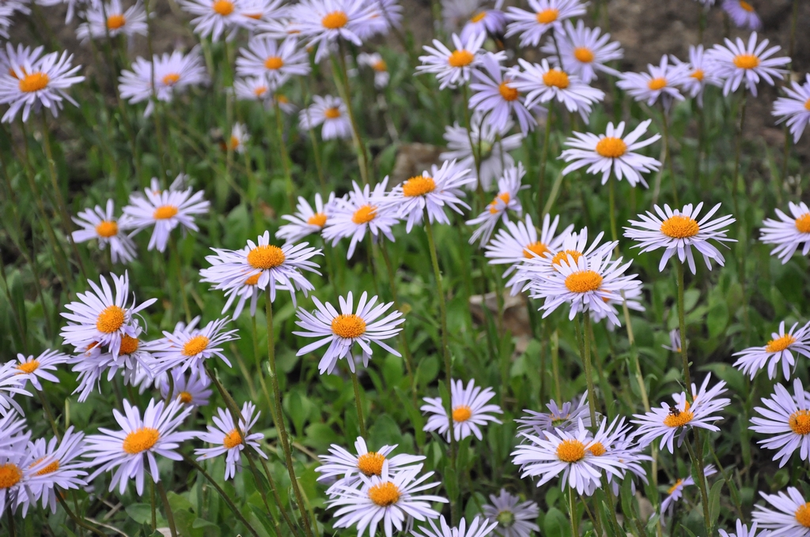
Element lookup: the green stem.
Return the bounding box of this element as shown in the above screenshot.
[56,494,105,537]
[660,107,679,206]
[581,314,597,427]
[36,389,60,440]
[256,454,303,537]
[169,236,192,323]
[568,486,579,537]
[150,479,157,531]
[156,481,178,537]
[608,176,618,243]
[537,107,553,221]
[350,368,367,437]
[333,46,370,186]
[685,435,712,537]
[273,99,296,210]
[676,260,693,395]
[731,93,747,221]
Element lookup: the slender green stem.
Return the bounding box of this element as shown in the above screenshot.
[660,107,679,206]
[256,454,303,537]
[36,389,60,440]
[273,99,296,209]
[333,46,370,186]
[297,77,327,191]
[57,494,106,537]
[581,315,597,427]
[350,368,367,437]
[150,479,157,531]
[676,260,692,394]
[169,236,192,323]
[460,83,483,204]
[243,451,282,534]
[251,316,275,416]
[537,107,553,220]
[568,486,579,537]
[156,481,178,537]
[608,177,618,243]
[685,435,712,537]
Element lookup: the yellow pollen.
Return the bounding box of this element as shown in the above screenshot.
[119,334,139,355]
[182,335,210,357]
[373,59,387,72]
[153,205,178,220]
[452,405,472,422]
[660,215,700,239]
[403,175,437,197]
[264,56,284,70]
[324,107,341,119]
[254,85,269,97]
[573,47,594,63]
[96,305,125,334]
[107,14,126,29]
[489,192,510,214]
[178,391,193,404]
[0,464,22,489]
[123,427,160,454]
[95,220,118,237]
[733,54,760,69]
[352,205,377,224]
[498,81,519,101]
[796,503,810,528]
[536,8,558,24]
[307,213,328,227]
[795,214,810,233]
[19,72,49,93]
[691,69,705,81]
[766,333,797,353]
[789,410,810,435]
[244,273,261,286]
[595,137,628,158]
[804,98,810,111]
[739,1,754,12]
[213,0,234,15]
[648,77,667,91]
[667,479,684,495]
[31,457,59,476]
[357,452,386,476]
[448,50,475,68]
[247,245,286,269]
[551,249,582,268]
[470,11,486,23]
[223,429,242,449]
[543,69,569,89]
[321,10,348,29]
[587,442,606,456]
[162,73,180,86]
[564,270,603,293]
[16,361,39,374]
[523,241,549,259]
[663,402,694,428]
[556,439,586,463]
[368,482,400,507]
[331,314,367,339]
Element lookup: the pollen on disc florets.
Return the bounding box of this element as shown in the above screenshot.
[470,11,486,23]
[403,175,436,197]
[322,10,348,29]
[766,333,796,353]
[248,245,286,269]
[324,107,341,119]
[119,334,139,355]
[660,215,700,239]
[587,442,606,456]
[523,241,549,259]
[357,452,386,476]
[789,410,810,435]
[264,56,284,70]
[535,8,558,24]
[647,77,667,91]
[31,457,60,476]
[307,213,328,227]
[97,305,126,334]
[123,427,160,454]
[352,205,377,225]
[95,220,119,237]
[556,439,585,463]
[16,360,39,374]
[213,0,234,15]
[19,72,49,93]
[368,482,400,507]
[663,403,694,428]
[543,69,569,89]
[331,314,367,339]
[153,205,179,220]
[183,335,210,357]
[796,503,810,528]
[574,47,594,63]
[595,137,628,158]
[452,405,472,422]
[795,214,810,233]
[179,391,193,404]
[564,270,603,293]
[551,250,582,268]
[223,429,242,449]
[107,14,126,29]
[489,192,510,214]
[0,464,22,489]
[498,81,519,101]
[448,50,474,68]
[667,479,684,495]
[733,54,760,70]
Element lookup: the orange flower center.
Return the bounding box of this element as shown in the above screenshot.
[648,77,667,91]
[178,391,193,404]
[324,107,341,119]
[796,503,810,528]
[573,47,594,63]
[551,249,582,268]
[307,213,328,227]
[470,12,486,22]
[452,405,472,422]
[739,1,754,12]
[153,205,179,220]
[498,81,519,101]
[213,0,234,16]
[668,479,684,495]
[804,98,810,111]
[352,205,377,224]
[595,137,628,158]
[162,73,181,86]
[31,457,59,476]
[789,410,810,435]
[244,273,261,286]
[123,427,160,454]
[264,56,284,70]
[322,10,348,29]
[543,69,569,89]
[733,54,760,70]
[0,464,22,489]
[536,8,558,24]
[223,429,242,449]
[95,220,119,238]
[119,334,139,355]
[16,360,39,374]
[247,245,286,269]
[19,72,49,93]
[587,442,606,456]
[766,333,797,353]
[107,14,126,29]
[403,175,436,197]
[368,482,400,506]
[691,69,705,81]
[663,402,694,428]
[373,60,387,72]
[331,314,367,339]
[254,85,269,97]
[182,335,210,357]
[489,192,510,214]
[795,213,810,233]
[564,270,603,293]
[523,241,549,259]
[448,50,475,68]
[96,305,126,333]
[660,215,700,238]
[357,452,385,476]
[556,439,585,463]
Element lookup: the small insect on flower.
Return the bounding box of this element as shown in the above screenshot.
[84,398,196,496]
[753,486,810,537]
[719,520,764,537]
[632,375,730,453]
[357,52,390,88]
[290,0,374,61]
[560,119,661,188]
[417,32,502,89]
[159,369,213,407]
[76,0,149,41]
[72,199,137,263]
[414,516,499,537]
[773,75,810,144]
[733,321,810,380]
[670,45,723,108]
[624,202,736,274]
[660,465,717,521]
[151,317,239,376]
[459,5,506,43]
[9,350,68,391]
[469,53,537,135]
[179,0,251,41]
[236,36,310,87]
[722,0,761,30]
[467,163,526,247]
[483,489,540,537]
[539,20,623,84]
[298,94,352,140]
[196,402,267,480]
[118,49,207,116]
[294,291,404,375]
[421,379,503,441]
[326,460,447,537]
[277,193,337,244]
[25,427,87,515]
[706,32,790,97]
[504,0,586,48]
[760,201,810,263]
[516,392,595,437]
[316,436,425,495]
[617,55,689,111]
[750,378,810,467]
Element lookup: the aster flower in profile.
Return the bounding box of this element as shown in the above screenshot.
[327,460,446,537]
[460,4,506,43]
[76,0,148,41]
[417,32,502,90]
[118,49,207,116]
[540,20,622,84]
[299,94,352,140]
[670,44,723,108]
[9,350,68,391]
[196,402,267,480]
[179,0,249,41]
[733,321,810,380]
[357,52,390,88]
[72,199,137,263]
[236,36,309,87]
[483,489,539,537]
[151,317,239,375]
[504,0,586,48]
[624,202,736,274]
[469,53,537,135]
[383,159,474,233]
[660,465,718,519]
[421,379,503,441]
[753,487,810,537]
[294,291,404,375]
[516,393,594,437]
[291,0,373,61]
[467,163,525,247]
[25,427,87,514]
[662,328,683,353]
[224,122,249,153]
[277,193,337,244]
[0,43,44,78]
[414,516,499,537]
[760,202,810,263]
[632,375,730,453]
[720,521,764,537]
[560,119,661,188]
[0,448,35,514]
[751,379,810,467]
[722,0,761,30]
[0,363,32,416]
[159,369,212,407]
[122,178,210,252]
[0,49,84,123]
[85,398,196,496]
[617,55,689,110]
[706,33,789,97]
[508,59,604,121]
[773,75,810,143]
[0,411,29,453]
[316,436,425,495]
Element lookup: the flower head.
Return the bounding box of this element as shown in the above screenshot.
[773,75,810,144]
[706,33,789,97]
[733,321,810,379]
[414,516,499,537]
[236,36,310,87]
[540,20,623,84]
[722,0,761,30]
[9,350,68,391]
[661,465,718,520]
[482,490,539,537]
[670,44,723,108]
[277,193,337,244]
[357,52,390,88]
[617,55,689,110]
[751,379,810,467]
[76,0,148,41]
[151,317,239,376]
[760,201,810,263]
[505,0,586,47]
[195,402,267,480]
[25,427,87,514]
[290,0,373,61]
[421,379,503,441]
[298,94,352,140]
[72,199,137,263]
[516,393,594,436]
[469,53,537,135]
[467,163,525,247]
[459,6,506,43]
[417,32,502,89]
[119,49,207,116]
[753,487,810,537]
[159,369,212,407]
[179,0,250,41]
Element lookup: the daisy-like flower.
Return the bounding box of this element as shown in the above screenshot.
[722,0,762,30]
[357,52,390,88]
[421,378,503,441]
[236,37,309,87]
[414,516,499,537]
[467,163,525,247]
[76,0,148,41]
[753,487,810,537]
[9,350,68,391]
[440,114,524,191]
[234,75,272,103]
[151,317,239,375]
[632,375,730,453]
[417,32,502,90]
[277,193,336,244]
[179,0,249,41]
[298,94,352,140]
[706,33,789,97]
[0,49,84,123]
[670,45,723,108]
[327,460,446,537]
[662,328,683,352]
[322,179,399,259]
[507,59,604,121]
[660,465,718,519]
[195,402,267,480]
[291,0,373,61]
[60,272,155,359]
[460,4,506,43]
[511,419,627,495]
[540,20,622,84]
[0,43,44,79]
[118,49,207,116]
[85,398,196,496]
[751,379,810,467]
[357,0,402,39]
[720,521,763,537]
[383,159,474,233]
[294,291,404,375]
[516,393,594,436]
[316,436,425,494]
[761,201,810,263]
[617,56,689,110]
[560,119,661,188]
[159,369,212,407]
[237,0,284,25]
[774,75,810,143]
[733,321,810,379]
[469,53,537,135]
[0,363,31,416]
[122,179,210,252]
[0,411,29,453]
[0,448,35,514]
[482,489,540,537]
[504,0,586,47]
[624,202,736,274]
[25,427,87,514]
[224,122,249,153]
[72,199,137,263]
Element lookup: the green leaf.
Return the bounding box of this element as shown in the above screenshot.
[709,479,724,527]
[543,507,571,537]
[706,301,729,338]
[125,503,154,525]
[304,423,340,451]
